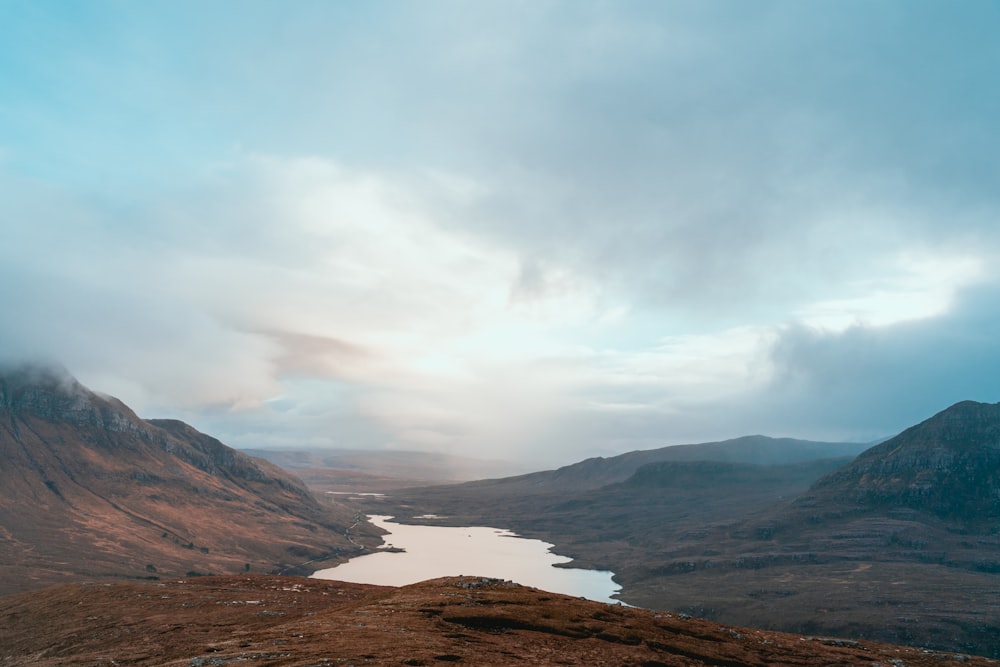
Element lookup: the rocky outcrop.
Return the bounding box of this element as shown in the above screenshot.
[0,363,153,436]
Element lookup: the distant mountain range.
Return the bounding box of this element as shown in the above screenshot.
[0,364,378,596]
[243,447,529,491]
[433,434,871,494]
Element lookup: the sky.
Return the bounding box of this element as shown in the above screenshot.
[2,0,1000,467]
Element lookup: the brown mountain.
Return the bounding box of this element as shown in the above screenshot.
[0,574,992,666]
[0,364,379,596]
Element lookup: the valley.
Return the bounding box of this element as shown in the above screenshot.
[6,4,997,664]
[339,405,1000,658]
[3,366,999,663]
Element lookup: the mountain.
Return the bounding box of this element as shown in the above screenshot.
[617,402,1000,656]
[0,364,378,596]
[800,400,1000,525]
[428,434,870,495]
[0,574,992,666]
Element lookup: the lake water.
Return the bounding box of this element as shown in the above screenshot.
[311,515,622,604]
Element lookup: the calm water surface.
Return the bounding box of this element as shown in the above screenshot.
[311,515,621,603]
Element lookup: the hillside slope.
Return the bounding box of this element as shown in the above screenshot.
[0,364,379,595]
[617,401,1000,656]
[0,574,992,666]
[801,400,1000,524]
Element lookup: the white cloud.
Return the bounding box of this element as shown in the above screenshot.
[0,154,624,460]
[4,145,999,465]
[796,250,986,331]
[4,2,1000,466]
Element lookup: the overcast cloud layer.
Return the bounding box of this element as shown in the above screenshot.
[2,1,999,466]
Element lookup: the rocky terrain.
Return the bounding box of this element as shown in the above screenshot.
[366,403,1000,657]
[0,364,381,596]
[2,573,994,666]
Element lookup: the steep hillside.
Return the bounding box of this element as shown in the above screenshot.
[0,364,379,596]
[801,400,1000,525]
[0,574,992,666]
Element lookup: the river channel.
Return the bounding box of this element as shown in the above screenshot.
[311,515,622,604]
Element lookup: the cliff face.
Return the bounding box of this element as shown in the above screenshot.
[805,400,1000,525]
[0,364,374,596]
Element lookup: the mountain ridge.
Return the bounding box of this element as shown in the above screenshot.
[0,363,379,596]
[800,400,1000,524]
[429,434,871,496]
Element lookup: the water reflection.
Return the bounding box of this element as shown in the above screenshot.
[311,515,621,603]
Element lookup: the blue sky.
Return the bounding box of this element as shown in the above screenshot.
[2,1,1000,466]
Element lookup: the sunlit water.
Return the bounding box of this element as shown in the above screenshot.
[311,515,622,604]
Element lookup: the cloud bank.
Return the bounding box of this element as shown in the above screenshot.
[1,1,999,465]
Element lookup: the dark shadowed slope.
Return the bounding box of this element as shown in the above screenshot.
[800,400,1000,524]
[622,401,1000,657]
[0,364,379,596]
[428,434,870,495]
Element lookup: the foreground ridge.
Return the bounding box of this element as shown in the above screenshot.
[1,574,993,666]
